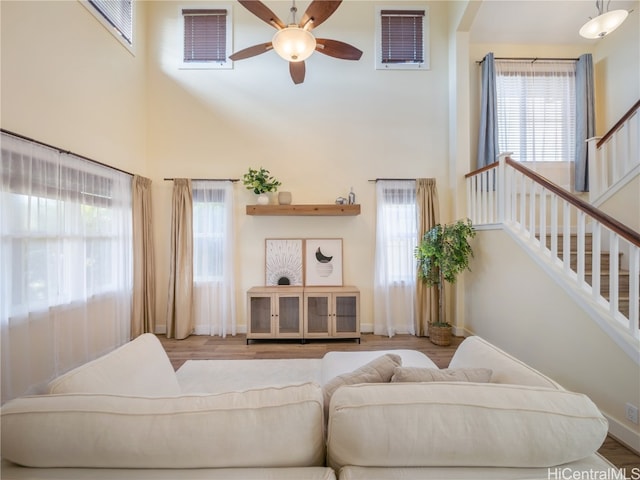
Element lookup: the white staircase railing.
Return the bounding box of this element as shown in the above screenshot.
[466,155,640,349]
[588,100,640,203]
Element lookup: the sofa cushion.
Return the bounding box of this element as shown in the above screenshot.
[448,336,561,388]
[47,333,181,396]
[1,383,325,469]
[390,367,493,383]
[326,382,608,470]
[322,354,401,420]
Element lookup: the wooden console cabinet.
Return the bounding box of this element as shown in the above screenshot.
[246,287,303,343]
[304,287,360,342]
[246,286,360,343]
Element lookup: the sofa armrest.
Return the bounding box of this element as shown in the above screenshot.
[449,336,561,388]
[47,333,181,396]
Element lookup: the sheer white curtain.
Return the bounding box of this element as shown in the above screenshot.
[1,133,132,403]
[192,181,236,337]
[373,180,417,337]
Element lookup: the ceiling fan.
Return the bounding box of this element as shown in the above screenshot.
[229,0,363,84]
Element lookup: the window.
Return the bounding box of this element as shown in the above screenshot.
[375,183,418,283]
[376,7,428,70]
[1,140,133,313]
[182,8,232,69]
[191,181,236,336]
[83,0,134,50]
[495,60,576,163]
[373,180,418,336]
[192,183,232,281]
[1,132,132,402]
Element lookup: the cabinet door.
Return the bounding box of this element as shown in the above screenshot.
[277,295,303,337]
[304,294,331,337]
[248,294,273,337]
[333,293,360,337]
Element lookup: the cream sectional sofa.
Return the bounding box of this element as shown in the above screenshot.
[1,333,617,479]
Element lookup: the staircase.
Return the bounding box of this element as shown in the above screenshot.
[539,233,637,319]
[466,154,640,360]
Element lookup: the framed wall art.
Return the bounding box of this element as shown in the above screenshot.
[305,238,343,286]
[265,238,304,286]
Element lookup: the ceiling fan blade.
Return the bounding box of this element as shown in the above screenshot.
[315,39,362,61]
[229,42,273,61]
[289,61,305,84]
[238,0,285,30]
[299,0,342,30]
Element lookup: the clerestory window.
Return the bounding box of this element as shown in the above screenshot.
[182,7,232,69]
[376,7,429,70]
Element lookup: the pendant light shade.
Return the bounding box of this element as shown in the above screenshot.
[579,4,629,39]
[272,26,317,62]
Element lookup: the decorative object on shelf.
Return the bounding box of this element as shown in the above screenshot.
[335,196,347,205]
[305,238,343,286]
[579,0,629,39]
[243,167,281,204]
[348,187,356,205]
[265,238,303,286]
[415,218,476,346]
[278,191,292,205]
[229,0,362,85]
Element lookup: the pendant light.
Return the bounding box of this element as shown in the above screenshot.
[579,0,629,39]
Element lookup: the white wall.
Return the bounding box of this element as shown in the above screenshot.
[0,0,149,175]
[592,6,640,134]
[146,1,451,332]
[464,228,640,451]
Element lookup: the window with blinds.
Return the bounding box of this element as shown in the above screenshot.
[88,0,132,44]
[495,60,577,163]
[182,8,231,69]
[376,7,429,70]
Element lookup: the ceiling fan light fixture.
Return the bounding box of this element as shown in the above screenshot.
[579,8,628,39]
[272,26,316,62]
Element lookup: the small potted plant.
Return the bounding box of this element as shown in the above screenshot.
[415,218,476,346]
[243,167,281,204]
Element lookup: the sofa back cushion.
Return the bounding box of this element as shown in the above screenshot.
[47,333,181,396]
[448,336,561,388]
[1,383,325,469]
[391,367,493,383]
[326,382,608,470]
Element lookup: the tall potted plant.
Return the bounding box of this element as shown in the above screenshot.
[415,218,476,346]
[243,167,281,204]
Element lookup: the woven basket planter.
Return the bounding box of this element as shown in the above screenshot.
[428,324,452,346]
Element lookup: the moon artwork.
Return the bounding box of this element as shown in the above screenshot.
[265,239,303,286]
[315,247,334,278]
[305,239,343,286]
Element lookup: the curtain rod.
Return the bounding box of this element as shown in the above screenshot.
[368,178,416,182]
[164,177,239,182]
[1,128,135,177]
[476,56,579,65]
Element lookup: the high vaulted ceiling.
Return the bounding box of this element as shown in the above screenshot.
[469,0,638,45]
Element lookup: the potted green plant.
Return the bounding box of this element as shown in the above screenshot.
[415,218,476,346]
[242,167,282,204]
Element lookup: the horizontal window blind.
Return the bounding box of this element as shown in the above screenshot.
[496,60,576,163]
[183,9,227,63]
[380,10,424,64]
[89,0,133,44]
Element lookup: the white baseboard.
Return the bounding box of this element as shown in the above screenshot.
[604,412,640,455]
[154,325,248,335]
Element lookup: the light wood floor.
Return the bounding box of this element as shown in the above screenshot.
[159,333,640,471]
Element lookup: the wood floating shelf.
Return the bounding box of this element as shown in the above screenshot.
[246,204,361,216]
